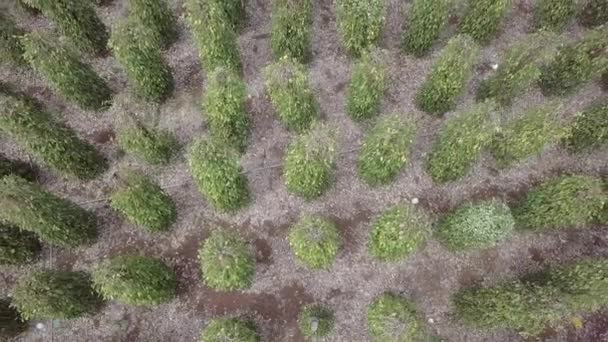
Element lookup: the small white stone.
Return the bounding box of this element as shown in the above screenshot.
[36,323,45,330]
[411,197,419,204]
[428,318,434,323]
[491,63,499,70]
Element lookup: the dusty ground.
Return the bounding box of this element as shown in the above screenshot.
[1,0,607,341]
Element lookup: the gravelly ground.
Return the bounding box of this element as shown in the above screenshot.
[1,0,607,341]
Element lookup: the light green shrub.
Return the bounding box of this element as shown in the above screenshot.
[0,154,36,181]
[0,14,26,66]
[270,0,313,62]
[335,0,386,56]
[535,0,575,31]
[205,0,246,31]
[426,101,497,183]
[203,67,250,153]
[265,57,318,132]
[0,224,40,265]
[549,259,608,312]
[368,293,428,342]
[415,35,479,115]
[459,0,511,43]
[288,215,341,269]
[562,101,608,152]
[116,115,177,165]
[401,0,449,57]
[579,0,608,27]
[199,230,255,291]
[127,0,176,48]
[0,298,26,338]
[298,304,334,338]
[346,49,387,121]
[201,318,259,342]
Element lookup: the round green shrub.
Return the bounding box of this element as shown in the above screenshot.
[549,259,608,312]
[513,175,607,231]
[357,115,415,186]
[437,201,515,251]
[367,293,427,342]
[11,270,100,320]
[459,0,511,43]
[346,49,387,121]
[0,154,36,182]
[0,175,97,247]
[284,125,336,199]
[288,215,341,269]
[368,205,430,262]
[0,13,26,66]
[298,304,334,338]
[579,0,608,27]
[0,224,40,265]
[203,67,250,153]
[0,93,107,180]
[187,138,250,212]
[415,35,479,116]
[201,318,259,342]
[265,57,318,132]
[127,0,176,48]
[335,0,386,56]
[199,230,255,291]
[0,298,26,338]
[110,172,177,233]
[563,101,608,152]
[21,32,112,111]
[535,0,576,31]
[92,255,177,306]
[401,0,449,57]
[426,100,497,183]
[270,0,313,62]
[116,115,177,165]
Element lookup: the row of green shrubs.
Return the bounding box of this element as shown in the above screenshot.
[536,0,608,31]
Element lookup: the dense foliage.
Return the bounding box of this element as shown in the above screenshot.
[0,298,26,338]
[562,101,608,152]
[116,115,177,165]
[288,215,341,269]
[335,0,386,56]
[0,224,40,265]
[127,0,176,48]
[270,0,313,62]
[368,293,427,342]
[346,49,387,121]
[0,14,26,66]
[0,154,36,181]
[401,0,449,57]
[298,304,334,338]
[579,0,608,27]
[459,0,511,43]
[535,0,575,31]
[200,318,260,342]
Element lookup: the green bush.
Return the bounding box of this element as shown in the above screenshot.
[265,57,318,132]
[0,93,107,180]
[199,230,255,291]
[0,175,97,247]
[535,0,575,31]
[368,293,427,342]
[187,138,250,212]
[346,49,388,121]
[476,32,558,107]
[204,0,246,31]
[0,224,40,265]
[357,115,415,186]
[298,304,334,338]
[437,201,514,251]
[201,318,259,342]
[110,172,177,233]
[116,115,177,165]
[270,0,313,62]
[401,0,449,57]
[562,101,608,152]
[513,175,606,231]
[415,35,479,115]
[426,101,497,183]
[0,14,26,66]
[335,0,386,56]
[185,0,242,73]
[11,270,100,320]
[110,19,173,103]
[0,298,26,338]
[579,0,608,27]
[288,215,341,269]
[92,255,176,306]
[368,205,430,262]
[549,259,608,312]
[127,0,176,48]
[459,0,511,43]
[284,125,336,199]
[0,154,36,181]
[21,33,112,111]
[490,104,563,168]
[203,67,250,153]
[25,0,108,54]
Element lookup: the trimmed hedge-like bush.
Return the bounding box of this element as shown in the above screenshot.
[0,175,97,247]
[335,0,386,56]
[204,0,246,31]
[357,115,415,186]
[416,35,479,115]
[199,230,255,291]
[513,175,606,231]
[438,201,515,251]
[490,104,563,168]
[368,205,430,262]
[92,255,176,306]
[187,138,250,212]
[402,0,449,57]
[563,101,608,152]
[535,0,575,31]
[127,0,176,48]
[346,49,387,121]
[265,57,318,132]
[426,101,497,183]
[459,0,511,43]
[21,33,112,111]
[25,0,108,54]
[0,14,26,66]
[0,224,40,265]
[0,298,26,338]
[0,154,36,181]
[288,215,341,269]
[116,115,177,165]
[110,19,173,103]
[284,125,336,199]
[110,172,177,233]
[271,0,313,62]
[579,0,608,27]
[298,304,334,338]
[0,94,106,180]
[368,293,427,342]
[201,318,260,342]
[203,67,250,153]
[11,270,100,320]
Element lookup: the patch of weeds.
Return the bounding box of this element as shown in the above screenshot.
[0,154,36,181]
[401,0,449,57]
[288,215,341,269]
[127,0,176,48]
[200,318,259,342]
[459,0,511,43]
[535,0,576,31]
[116,114,178,165]
[335,0,386,56]
[368,293,429,342]
[270,0,313,62]
[0,13,26,66]
[0,298,27,338]
[346,48,388,121]
[0,224,40,265]
[298,304,334,338]
[579,0,608,27]
[562,101,608,152]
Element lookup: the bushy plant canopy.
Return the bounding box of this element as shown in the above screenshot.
[0,298,26,338]
[459,0,511,43]
[298,304,334,338]
[127,0,176,48]
[402,0,449,57]
[0,154,36,182]
[288,215,341,269]
[0,224,40,265]
[335,0,386,56]
[116,114,178,165]
[368,293,427,342]
[0,14,26,66]
[270,0,313,62]
[579,0,608,27]
[346,49,388,121]
[562,101,608,152]
[200,318,260,342]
